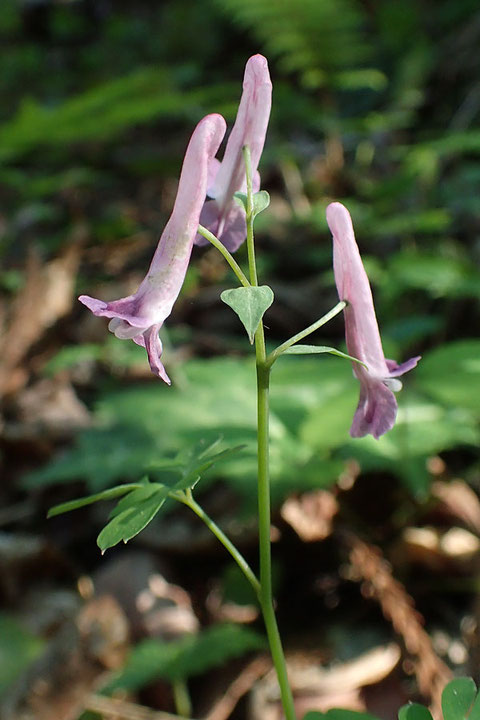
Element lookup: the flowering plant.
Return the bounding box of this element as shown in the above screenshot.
[52,55,420,720]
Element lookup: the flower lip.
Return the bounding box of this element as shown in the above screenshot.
[78,295,150,329]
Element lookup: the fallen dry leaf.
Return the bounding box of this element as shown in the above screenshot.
[432,479,480,535]
[3,378,90,442]
[401,526,480,571]
[281,490,338,542]
[0,237,83,397]
[249,644,400,720]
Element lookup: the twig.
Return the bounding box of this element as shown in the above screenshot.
[84,694,191,720]
[347,533,452,719]
[205,656,271,720]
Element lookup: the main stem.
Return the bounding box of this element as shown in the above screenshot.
[244,146,297,720]
[256,354,297,720]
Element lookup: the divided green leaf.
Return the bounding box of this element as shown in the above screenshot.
[221,285,274,343]
[47,437,244,552]
[172,437,245,491]
[47,483,143,518]
[97,484,170,552]
[282,344,366,367]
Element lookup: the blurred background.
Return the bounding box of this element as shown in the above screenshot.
[1,0,480,718]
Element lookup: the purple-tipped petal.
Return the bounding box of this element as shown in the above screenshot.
[79,295,108,315]
[78,113,226,382]
[386,356,421,377]
[326,201,420,439]
[80,294,151,328]
[194,54,272,252]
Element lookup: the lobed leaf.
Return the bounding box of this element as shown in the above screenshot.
[47,483,143,518]
[282,344,367,367]
[97,484,170,552]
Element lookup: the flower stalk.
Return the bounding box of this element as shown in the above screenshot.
[178,489,260,597]
[243,145,298,720]
[197,224,251,288]
[267,300,347,367]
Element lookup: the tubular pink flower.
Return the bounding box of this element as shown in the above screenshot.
[79,113,226,383]
[195,54,272,252]
[326,202,420,439]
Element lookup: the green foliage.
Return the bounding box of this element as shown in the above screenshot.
[398,677,480,720]
[97,482,171,552]
[28,357,348,507]
[221,286,274,343]
[32,335,480,509]
[103,623,265,692]
[47,483,143,518]
[282,344,366,367]
[304,678,480,720]
[48,438,244,552]
[221,562,259,606]
[386,252,480,300]
[0,615,44,697]
[416,341,480,414]
[398,704,433,720]
[442,678,478,720]
[303,710,379,720]
[0,67,227,162]
[216,0,378,90]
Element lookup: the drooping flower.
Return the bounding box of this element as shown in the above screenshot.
[195,54,272,252]
[326,202,420,439]
[79,113,226,383]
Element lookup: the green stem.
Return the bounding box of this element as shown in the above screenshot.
[172,679,192,719]
[255,355,297,720]
[180,490,260,597]
[243,144,297,720]
[198,224,250,288]
[267,300,346,367]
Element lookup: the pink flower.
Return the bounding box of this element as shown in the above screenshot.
[79,113,226,383]
[195,54,272,252]
[326,202,420,439]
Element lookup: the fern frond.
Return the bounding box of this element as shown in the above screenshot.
[214,0,380,90]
